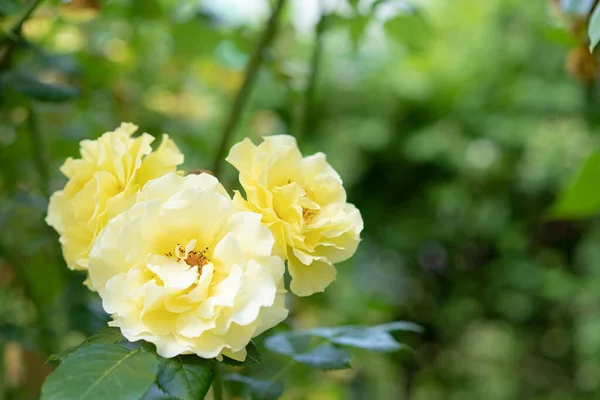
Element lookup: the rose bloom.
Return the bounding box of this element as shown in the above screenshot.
[46,123,183,272]
[226,135,363,297]
[88,172,288,360]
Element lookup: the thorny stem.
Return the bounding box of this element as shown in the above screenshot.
[211,0,287,178]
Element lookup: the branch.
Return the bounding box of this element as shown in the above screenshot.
[212,0,287,178]
[299,10,330,140]
[26,106,50,198]
[0,0,45,70]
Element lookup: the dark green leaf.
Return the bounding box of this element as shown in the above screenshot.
[225,374,283,400]
[48,327,126,363]
[3,71,79,103]
[142,385,178,400]
[220,340,262,367]
[0,0,21,14]
[156,355,214,400]
[590,4,600,50]
[549,151,600,219]
[293,344,351,370]
[41,344,159,400]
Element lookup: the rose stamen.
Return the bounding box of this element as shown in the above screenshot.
[302,207,317,224]
[183,247,210,268]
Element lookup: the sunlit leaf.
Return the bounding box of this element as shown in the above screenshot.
[41,344,159,400]
[550,151,600,218]
[589,4,600,50]
[47,327,126,363]
[384,12,430,51]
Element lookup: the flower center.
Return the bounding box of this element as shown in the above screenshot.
[302,207,317,224]
[165,240,210,268]
[183,248,209,268]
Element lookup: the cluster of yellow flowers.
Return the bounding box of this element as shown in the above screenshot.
[46,123,363,361]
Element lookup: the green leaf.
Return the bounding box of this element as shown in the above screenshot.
[156,355,214,400]
[48,327,126,363]
[41,344,159,400]
[265,333,350,370]
[264,332,311,356]
[2,71,79,103]
[266,322,420,356]
[0,0,21,14]
[589,4,600,51]
[549,151,600,219]
[348,0,360,11]
[220,340,262,367]
[225,374,283,400]
[348,15,370,50]
[293,344,351,370]
[313,327,403,352]
[384,12,430,52]
[142,385,178,400]
[376,321,423,333]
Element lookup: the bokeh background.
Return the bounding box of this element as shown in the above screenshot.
[3,0,600,399]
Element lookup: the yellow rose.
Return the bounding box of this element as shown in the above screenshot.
[226,135,363,297]
[88,172,288,360]
[46,122,184,272]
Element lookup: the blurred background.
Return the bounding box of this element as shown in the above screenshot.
[3,0,600,399]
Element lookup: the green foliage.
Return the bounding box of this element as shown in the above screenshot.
[155,355,214,400]
[561,0,596,15]
[550,151,600,218]
[219,340,262,367]
[41,344,159,400]
[266,322,420,360]
[263,322,415,370]
[384,11,431,52]
[1,71,79,103]
[224,374,283,400]
[589,3,600,50]
[45,337,220,400]
[265,329,351,370]
[1,0,599,399]
[47,327,126,363]
[291,344,351,370]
